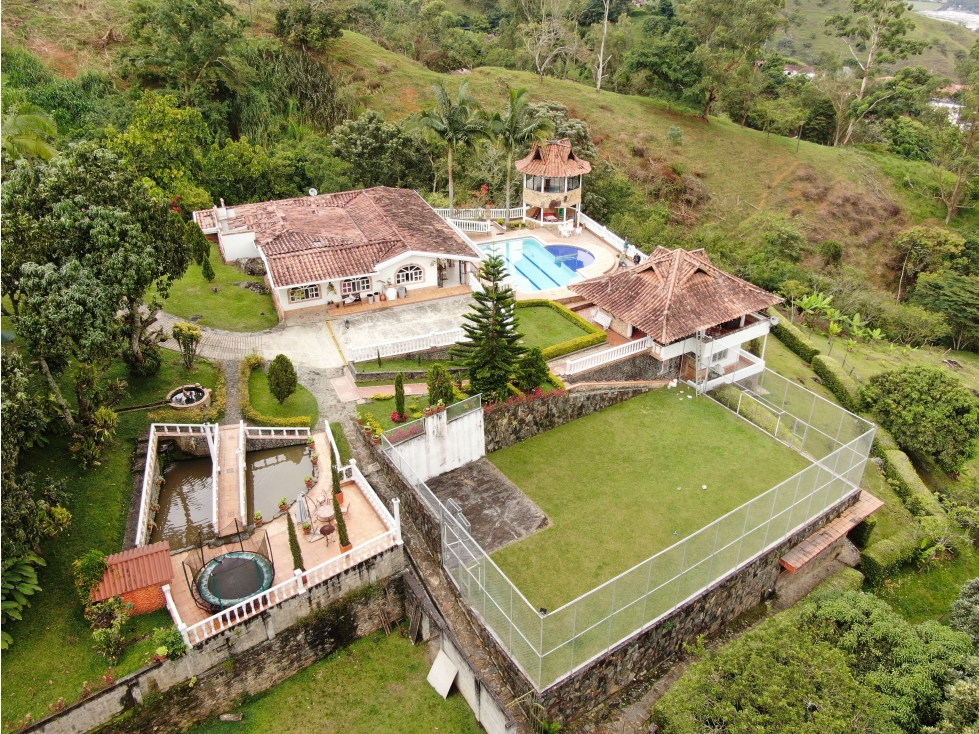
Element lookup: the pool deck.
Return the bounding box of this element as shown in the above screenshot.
[166,431,396,631]
[469,226,620,300]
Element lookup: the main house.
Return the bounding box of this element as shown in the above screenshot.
[570,246,783,390]
[193,187,484,317]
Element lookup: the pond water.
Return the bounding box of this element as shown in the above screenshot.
[151,444,313,548]
[151,457,213,548]
[246,445,314,522]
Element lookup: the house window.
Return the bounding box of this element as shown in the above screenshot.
[341,276,372,295]
[396,264,424,285]
[711,349,730,363]
[288,284,320,303]
[567,175,581,191]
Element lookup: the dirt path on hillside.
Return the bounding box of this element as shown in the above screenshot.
[758,160,801,210]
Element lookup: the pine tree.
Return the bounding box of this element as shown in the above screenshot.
[267,353,298,404]
[394,372,406,419]
[516,347,549,392]
[331,452,342,497]
[201,255,215,282]
[333,492,350,548]
[426,363,455,406]
[451,254,525,401]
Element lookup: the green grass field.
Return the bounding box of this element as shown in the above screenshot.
[248,369,320,428]
[156,244,278,332]
[1,352,220,728]
[516,306,589,352]
[187,632,481,734]
[489,388,812,610]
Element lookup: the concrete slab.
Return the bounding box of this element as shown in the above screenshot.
[426,459,548,553]
[427,649,458,699]
[260,322,345,369]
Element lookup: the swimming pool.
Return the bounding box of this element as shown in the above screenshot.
[481,238,592,292]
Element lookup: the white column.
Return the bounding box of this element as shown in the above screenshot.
[294,568,306,594]
[392,497,403,545]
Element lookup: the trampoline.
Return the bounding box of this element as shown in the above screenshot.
[197,551,274,609]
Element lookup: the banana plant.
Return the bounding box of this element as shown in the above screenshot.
[1,553,45,649]
[797,292,832,333]
[827,321,843,355]
[847,312,867,336]
[841,338,858,368]
[866,328,884,348]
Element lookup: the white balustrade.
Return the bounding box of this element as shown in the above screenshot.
[135,425,158,547]
[564,337,653,375]
[448,218,491,233]
[243,426,311,438]
[349,328,464,363]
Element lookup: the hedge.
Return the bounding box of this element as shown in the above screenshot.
[768,307,820,363]
[811,355,860,412]
[871,425,900,456]
[848,515,877,548]
[814,567,865,595]
[240,357,313,428]
[882,449,946,518]
[861,530,918,586]
[515,299,607,360]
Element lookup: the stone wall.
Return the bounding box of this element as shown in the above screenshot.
[244,436,307,452]
[26,546,405,734]
[483,386,654,453]
[564,354,681,385]
[457,490,863,723]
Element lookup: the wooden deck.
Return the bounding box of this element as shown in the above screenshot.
[779,491,884,573]
[216,423,243,536]
[325,284,472,317]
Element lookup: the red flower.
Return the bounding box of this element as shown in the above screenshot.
[390,410,403,423]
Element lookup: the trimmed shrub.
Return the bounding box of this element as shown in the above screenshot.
[240,359,312,428]
[813,567,865,595]
[811,355,860,412]
[267,354,298,404]
[426,363,454,407]
[883,449,946,518]
[147,362,227,423]
[768,307,820,363]
[286,510,304,571]
[515,300,607,359]
[871,425,900,455]
[848,515,876,548]
[394,372,405,419]
[861,530,918,585]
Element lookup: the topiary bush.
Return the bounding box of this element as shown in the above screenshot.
[426,363,454,407]
[861,530,918,586]
[267,353,298,404]
[286,510,304,572]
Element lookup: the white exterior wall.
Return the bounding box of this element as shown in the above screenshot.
[218,232,259,260]
[394,409,485,482]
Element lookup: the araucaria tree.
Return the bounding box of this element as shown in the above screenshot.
[516,347,550,392]
[860,366,979,474]
[417,81,486,213]
[452,255,525,402]
[394,372,406,419]
[487,88,553,230]
[267,353,298,404]
[825,0,927,145]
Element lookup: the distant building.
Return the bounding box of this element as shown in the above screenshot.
[784,64,817,78]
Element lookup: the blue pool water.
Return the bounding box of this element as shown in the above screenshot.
[481,238,592,292]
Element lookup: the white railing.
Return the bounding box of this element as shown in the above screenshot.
[435,207,523,221]
[152,423,212,436]
[135,424,160,547]
[238,421,247,521]
[445,217,478,246]
[565,337,653,375]
[243,426,311,438]
[448,218,492,233]
[209,425,220,534]
[702,350,765,393]
[323,419,342,466]
[577,212,647,263]
[349,328,464,363]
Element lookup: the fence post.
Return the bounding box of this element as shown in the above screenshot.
[392,497,402,545]
[294,568,306,594]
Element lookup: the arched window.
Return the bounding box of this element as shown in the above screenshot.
[396,264,424,285]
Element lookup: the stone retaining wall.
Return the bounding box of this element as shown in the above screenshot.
[26,546,405,734]
[564,354,681,385]
[483,386,653,453]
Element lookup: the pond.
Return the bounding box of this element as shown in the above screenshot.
[246,445,314,522]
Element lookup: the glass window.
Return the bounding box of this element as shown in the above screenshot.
[396,264,424,285]
[289,284,321,303]
[711,349,730,363]
[341,276,371,295]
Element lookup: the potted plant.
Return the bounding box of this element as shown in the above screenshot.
[306,435,315,448]
[371,433,381,445]
[424,405,434,417]
[332,460,344,505]
[436,399,445,413]
[334,494,352,553]
[304,475,314,489]
[254,511,263,527]
[278,497,288,512]
[356,412,364,425]
[310,452,320,466]
[302,521,312,535]
[152,646,168,663]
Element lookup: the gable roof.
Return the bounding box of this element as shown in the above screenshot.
[196,187,483,288]
[569,247,782,345]
[92,542,173,602]
[515,139,592,177]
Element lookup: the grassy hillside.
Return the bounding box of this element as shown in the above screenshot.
[776,0,977,78]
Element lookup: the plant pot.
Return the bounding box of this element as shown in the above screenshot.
[364,426,373,437]
[340,542,353,553]
[379,293,387,301]
[279,503,288,513]
[424,409,434,417]
[255,519,263,528]
[371,435,381,445]
[335,491,344,504]
[356,417,364,425]
[305,479,314,489]
[303,526,311,535]
[310,457,319,466]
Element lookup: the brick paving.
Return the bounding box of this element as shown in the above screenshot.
[153,311,265,361]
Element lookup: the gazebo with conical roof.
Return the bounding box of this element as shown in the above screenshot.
[515,138,592,226]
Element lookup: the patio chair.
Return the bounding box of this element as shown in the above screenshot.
[397,285,407,299]
[340,502,351,517]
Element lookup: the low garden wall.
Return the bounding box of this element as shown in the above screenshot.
[483,385,654,453]
[26,547,405,734]
[564,353,681,385]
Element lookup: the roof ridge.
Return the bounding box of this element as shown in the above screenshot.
[659,249,682,343]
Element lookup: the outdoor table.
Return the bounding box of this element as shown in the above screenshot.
[316,504,335,521]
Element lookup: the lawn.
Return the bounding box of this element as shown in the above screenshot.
[155,244,278,332]
[331,422,353,465]
[515,305,589,352]
[187,632,482,734]
[354,357,459,374]
[1,351,220,728]
[361,394,430,430]
[489,388,813,610]
[248,369,320,429]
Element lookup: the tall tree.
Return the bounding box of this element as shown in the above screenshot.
[520,0,572,83]
[825,0,927,145]
[451,255,525,402]
[417,81,486,213]
[486,88,553,230]
[893,226,965,302]
[913,271,979,351]
[928,81,978,224]
[594,0,612,92]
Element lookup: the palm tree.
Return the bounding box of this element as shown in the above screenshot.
[417,81,487,214]
[1,105,58,162]
[486,87,552,230]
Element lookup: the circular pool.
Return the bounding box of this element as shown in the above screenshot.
[197,551,274,609]
[544,245,596,272]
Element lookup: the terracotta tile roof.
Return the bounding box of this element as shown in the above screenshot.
[92,542,173,602]
[195,187,483,288]
[515,139,592,177]
[569,247,783,345]
[780,491,884,573]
